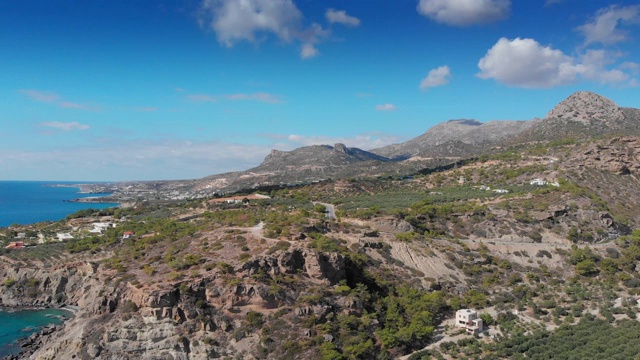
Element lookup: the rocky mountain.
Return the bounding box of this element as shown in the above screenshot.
[510,91,640,143]
[371,118,537,159]
[193,143,452,193]
[545,91,626,125]
[194,91,638,194]
[83,91,640,201]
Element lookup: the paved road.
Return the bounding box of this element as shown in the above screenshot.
[312,202,336,220]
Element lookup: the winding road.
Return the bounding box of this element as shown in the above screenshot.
[312,202,336,220]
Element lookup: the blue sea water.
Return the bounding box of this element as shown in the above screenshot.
[0,181,119,228]
[0,308,72,358]
[0,182,115,355]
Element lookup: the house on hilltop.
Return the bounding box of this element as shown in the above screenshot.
[455,309,484,334]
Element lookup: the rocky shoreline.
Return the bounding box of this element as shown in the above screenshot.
[2,324,63,360]
[0,304,73,360]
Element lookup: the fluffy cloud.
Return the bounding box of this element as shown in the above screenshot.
[41,121,90,131]
[300,43,320,59]
[375,104,397,111]
[420,65,451,90]
[577,5,640,46]
[326,9,360,27]
[417,0,510,26]
[200,0,302,46]
[188,92,282,103]
[477,37,635,88]
[199,1,357,59]
[578,49,629,84]
[477,38,577,88]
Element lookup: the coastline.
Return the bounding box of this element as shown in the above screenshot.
[0,181,120,228]
[0,306,73,360]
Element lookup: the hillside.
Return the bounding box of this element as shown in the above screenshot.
[4,91,640,359]
[371,119,537,159]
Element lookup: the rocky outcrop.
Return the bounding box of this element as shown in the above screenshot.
[546,91,625,125]
[567,137,640,175]
[243,248,347,285]
[0,261,101,308]
[372,216,414,233]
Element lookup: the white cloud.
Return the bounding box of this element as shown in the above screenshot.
[200,0,302,46]
[417,0,510,26]
[0,140,271,181]
[188,94,219,102]
[477,37,635,88]
[577,5,640,46]
[477,38,579,88]
[188,92,282,103]
[199,1,356,59]
[19,90,59,102]
[0,131,407,181]
[326,9,360,27]
[375,104,397,111]
[420,65,451,90]
[577,49,629,84]
[621,62,640,75]
[19,89,98,110]
[41,121,90,131]
[301,43,320,59]
[225,92,283,103]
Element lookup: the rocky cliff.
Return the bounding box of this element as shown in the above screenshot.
[1,246,351,360]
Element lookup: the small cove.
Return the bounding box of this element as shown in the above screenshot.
[0,307,73,358]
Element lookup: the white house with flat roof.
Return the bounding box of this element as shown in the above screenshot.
[56,233,74,241]
[455,309,483,334]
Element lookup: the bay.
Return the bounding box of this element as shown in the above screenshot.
[0,181,119,228]
[0,308,72,358]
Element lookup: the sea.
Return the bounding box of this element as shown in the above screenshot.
[0,181,118,228]
[0,181,119,357]
[0,308,73,358]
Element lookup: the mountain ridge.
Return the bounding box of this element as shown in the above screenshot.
[81,91,640,199]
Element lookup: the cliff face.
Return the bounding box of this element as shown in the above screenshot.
[1,247,348,360]
[1,261,101,308]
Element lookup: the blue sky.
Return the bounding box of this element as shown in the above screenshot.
[1,0,639,181]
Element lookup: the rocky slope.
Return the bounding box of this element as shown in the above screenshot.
[372,119,537,159]
[1,243,353,360]
[511,92,640,144]
[545,91,626,125]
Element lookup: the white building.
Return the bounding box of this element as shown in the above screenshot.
[56,233,74,241]
[493,189,509,193]
[455,309,484,334]
[529,178,547,186]
[89,222,115,234]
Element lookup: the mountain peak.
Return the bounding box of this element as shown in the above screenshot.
[546,91,624,124]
